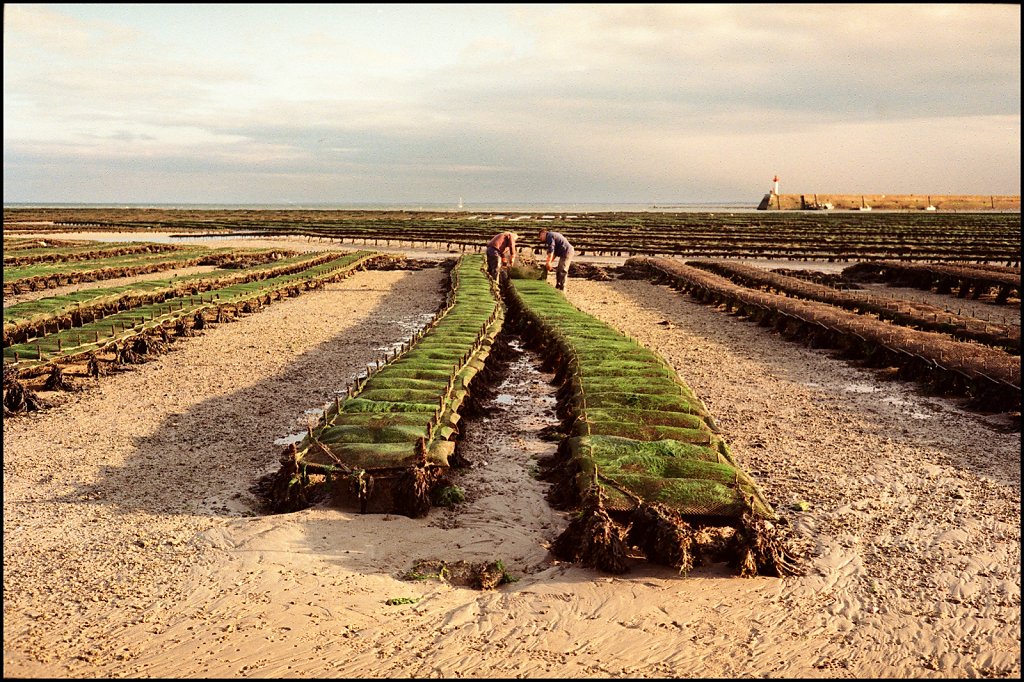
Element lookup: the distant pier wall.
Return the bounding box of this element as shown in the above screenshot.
[756,193,1020,211]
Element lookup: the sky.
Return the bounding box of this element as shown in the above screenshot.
[3,3,1020,205]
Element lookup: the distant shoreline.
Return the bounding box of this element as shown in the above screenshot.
[758,193,1020,212]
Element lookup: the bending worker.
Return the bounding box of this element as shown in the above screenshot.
[538,228,575,291]
[486,231,519,279]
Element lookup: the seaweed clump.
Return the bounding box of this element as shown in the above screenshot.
[3,364,47,415]
[404,558,516,590]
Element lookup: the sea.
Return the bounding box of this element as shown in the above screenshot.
[3,201,761,214]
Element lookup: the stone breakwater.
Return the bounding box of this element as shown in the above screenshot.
[757,193,1020,211]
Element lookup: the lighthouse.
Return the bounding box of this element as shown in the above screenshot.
[757,174,785,210]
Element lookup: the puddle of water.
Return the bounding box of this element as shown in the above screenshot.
[275,407,325,446]
[273,432,306,446]
[426,333,566,572]
[487,338,562,436]
[375,313,437,352]
[880,396,933,420]
[840,383,933,419]
[844,383,880,394]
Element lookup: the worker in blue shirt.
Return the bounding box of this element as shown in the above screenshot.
[537,228,576,292]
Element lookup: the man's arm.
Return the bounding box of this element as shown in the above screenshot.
[543,235,554,270]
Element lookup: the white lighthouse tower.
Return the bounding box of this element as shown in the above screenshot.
[772,174,780,195]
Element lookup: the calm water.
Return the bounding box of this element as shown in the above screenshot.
[4,201,761,214]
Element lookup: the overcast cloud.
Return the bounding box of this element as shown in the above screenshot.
[3,3,1020,205]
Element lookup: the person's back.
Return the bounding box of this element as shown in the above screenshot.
[485,231,518,279]
[542,230,572,258]
[538,229,575,291]
[488,231,516,253]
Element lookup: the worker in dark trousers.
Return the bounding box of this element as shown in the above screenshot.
[486,231,519,280]
[538,228,575,291]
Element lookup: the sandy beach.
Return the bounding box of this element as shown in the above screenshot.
[3,234,1020,679]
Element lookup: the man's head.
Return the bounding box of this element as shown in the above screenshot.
[538,228,548,241]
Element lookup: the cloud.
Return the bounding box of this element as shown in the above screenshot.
[3,3,1019,203]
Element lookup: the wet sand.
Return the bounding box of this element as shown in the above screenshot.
[3,234,1020,678]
